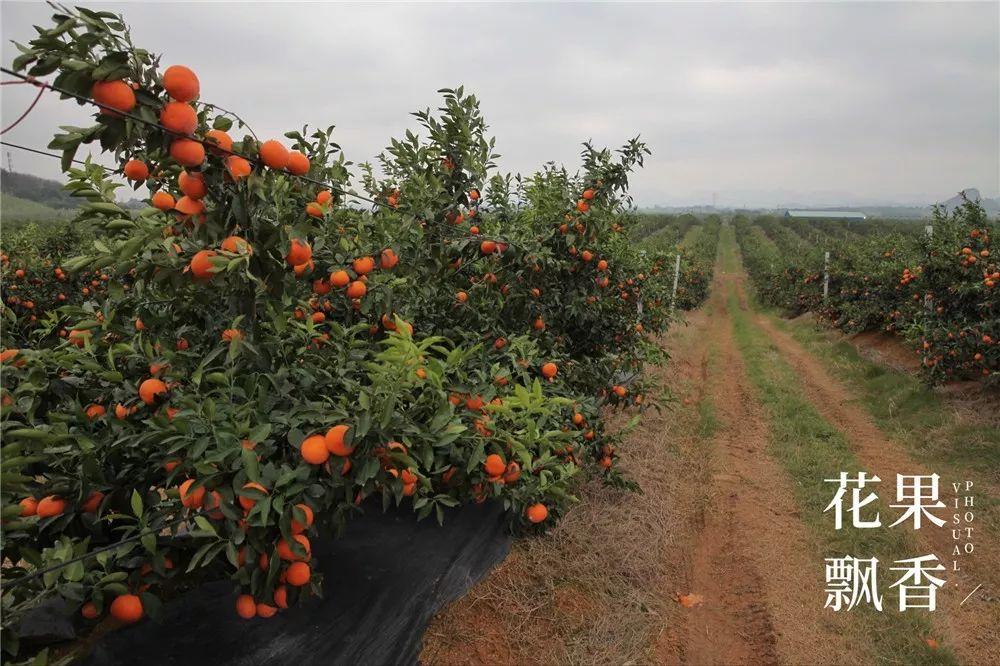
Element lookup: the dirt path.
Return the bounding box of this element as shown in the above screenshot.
[658,266,858,666]
[750,303,1000,665]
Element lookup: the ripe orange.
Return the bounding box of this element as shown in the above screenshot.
[68,328,92,347]
[330,270,350,288]
[597,259,608,271]
[110,594,144,623]
[204,129,232,155]
[456,291,468,303]
[346,281,366,299]
[81,602,100,620]
[189,249,218,279]
[286,239,312,266]
[151,191,175,211]
[503,462,521,484]
[221,236,251,254]
[91,80,136,115]
[353,256,376,275]
[541,362,558,379]
[286,561,311,586]
[36,495,66,518]
[139,378,168,405]
[533,317,545,331]
[325,424,354,456]
[222,328,243,343]
[480,240,497,255]
[162,65,200,102]
[160,101,198,135]
[316,190,332,205]
[286,150,310,175]
[179,479,205,508]
[19,497,38,517]
[483,454,505,477]
[259,140,290,169]
[291,503,314,534]
[169,139,205,167]
[526,503,548,523]
[81,491,104,513]
[174,196,205,217]
[178,171,206,199]
[123,159,149,181]
[273,585,289,609]
[300,434,330,464]
[256,603,278,619]
[85,403,106,420]
[306,202,323,218]
[277,534,311,561]
[235,594,256,619]
[576,200,590,213]
[582,188,595,200]
[239,482,268,511]
[226,155,252,180]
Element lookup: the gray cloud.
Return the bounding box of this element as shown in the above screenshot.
[2,1,997,208]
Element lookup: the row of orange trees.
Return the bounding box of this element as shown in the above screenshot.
[0,6,678,661]
[735,202,999,383]
[640,214,720,310]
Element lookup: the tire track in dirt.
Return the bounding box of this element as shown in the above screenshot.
[751,305,1000,665]
[660,267,859,666]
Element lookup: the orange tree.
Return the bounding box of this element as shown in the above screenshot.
[0,6,673,659]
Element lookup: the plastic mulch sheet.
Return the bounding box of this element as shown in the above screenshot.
[83,501,511,666]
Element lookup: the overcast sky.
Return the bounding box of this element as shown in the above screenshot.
[2,1,998,208]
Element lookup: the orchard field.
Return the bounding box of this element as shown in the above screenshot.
[1,6,998,666]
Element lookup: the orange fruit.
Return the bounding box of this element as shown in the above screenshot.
[91,80,136,115]
[286,150,310,175]
[68,329,92,347]
[110,594,144,623]
[526,503,548,523]
[352,256,375,275]
[503,462,521,484]
[226,155,252,180]
[306,202,323,218]
[235,594,256,619]
[316,190,332,205]
[286,239,312,266]
[178,171,206,199]
[480,240,497,255]
[286,561,311,586]
[325,424,354,456]
[541,362,558,379]
[259,140,290,169]
[81,491,104,513]
[346,281,366,299]
[204,129,232,155]
[239,482,268,511]
[300,434,329,465]
[273,586,289,609]
[582,188,595,200]
[597,259,608,271]
[169,138,205,167]
[329,270,350,288]
[160,101,198,135]
[221,236,251,254]
[123,159,149,181]
[138,378,168,405]
[85,403,106,420]
[256,603,278,618]
[81,602,100,620]
[291,503,314,534]
[36,495,66,518]
[189,249,218,279]
[576,200,589,213]
[151,191,175,211]
[380,248,399,269]
[19,497,38,517]
[179,479,205,508]
[162,65,200,102]
[174,196,204,217]
[276,534,311,561]
[456,291,468,303]
[483,454,505,477]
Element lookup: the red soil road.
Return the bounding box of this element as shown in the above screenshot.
[751,309,1000,665]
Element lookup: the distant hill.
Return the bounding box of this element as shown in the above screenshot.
[1,194,76,232]
[1,169,79,209]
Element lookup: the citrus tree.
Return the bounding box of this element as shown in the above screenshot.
[0,6,673,661]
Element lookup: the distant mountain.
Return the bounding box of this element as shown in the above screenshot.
[938,188,1000,215]
[1,169,79,209]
